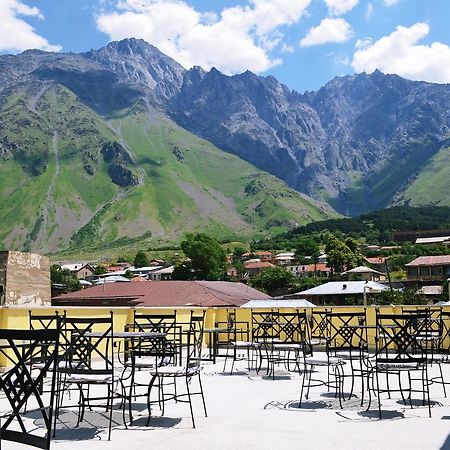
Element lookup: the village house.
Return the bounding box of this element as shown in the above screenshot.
[405,255,450,281]
[294,280,389,306]
[415,236,450,246]
[241,251,273,262]
[148,266,174,281]
[365,256,388,272]
[343,265,386,282]
[273,252,295,266]
[244,260,274,277]
[60,263,95,279]
[288,263,331,278]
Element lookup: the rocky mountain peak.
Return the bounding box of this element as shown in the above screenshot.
[85,38,186,98]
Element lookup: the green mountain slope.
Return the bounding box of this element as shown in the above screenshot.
[396,146,450,207]
[0,82,334,256]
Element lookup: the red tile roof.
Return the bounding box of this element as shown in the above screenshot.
[130,276,147,282]
[365,257,387,264]
[244,261,275,269]
[406,255,450,267]
[299,263,330,272]
[52,280,270,307]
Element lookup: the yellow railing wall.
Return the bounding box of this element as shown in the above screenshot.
[0,305,449,368]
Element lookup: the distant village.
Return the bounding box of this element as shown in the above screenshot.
[0,229,449,309]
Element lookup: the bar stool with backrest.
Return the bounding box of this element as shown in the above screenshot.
[28,310,67,394]
[326,310,369,404]
[298,311,347,408]
[55,313,115,440]
[260,310,308,377]
[0,328,59,450]
[119,310,179,425]
[428,309,450,396]
[147,310,207,428]
[222,311,257,375]
[368,309,432,419]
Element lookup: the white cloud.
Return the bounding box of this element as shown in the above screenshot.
[96,0,311,74]
[325,0,359,16]
[383,0,399,6]
[355,37,372,49]
[0,0,61,52]
[300,18,353,47]
[280,43,295,54]
[365,3,374,21]
[328,51,351,67]
[352,23,450,83]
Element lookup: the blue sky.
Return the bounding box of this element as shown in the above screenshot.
[1,0,450,92]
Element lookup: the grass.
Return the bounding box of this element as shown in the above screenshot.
[336,139,443,215]
[401,146,450,207]
[0,87,335,258]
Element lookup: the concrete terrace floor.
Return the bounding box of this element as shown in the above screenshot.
[3,354,450,450]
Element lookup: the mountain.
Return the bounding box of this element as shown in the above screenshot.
[170,67,450,215]
[0,40,332,255]
[1,38,449,255]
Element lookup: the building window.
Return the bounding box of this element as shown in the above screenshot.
[430,266,442,276]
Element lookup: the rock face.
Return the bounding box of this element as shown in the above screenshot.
[1,38,449,215]
[85,39,186,100]
[170,67,450,214]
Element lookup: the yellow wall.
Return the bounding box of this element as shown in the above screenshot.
[0,305,449,368]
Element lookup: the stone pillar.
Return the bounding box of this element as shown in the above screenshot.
[0,251,51,306]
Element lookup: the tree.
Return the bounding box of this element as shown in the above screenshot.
[50,265,80,292]
[233,246,247,261]
[251,266,294,295]
[375,288,425,306]
[134,250,149,268]
[93,265,107,275]
[294,237,320,260]
[325,236,359,275]
[172,233,227,280]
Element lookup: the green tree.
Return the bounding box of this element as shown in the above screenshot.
[50,265,80,292]
[172,233,227,280]
[375,288,424,306]
[93,264,107,275]
[294,237,320,259]
[251,266,295,294]
[134,250,149,268]
[325,236,359,275]
[124,270,134,280]
[233,246,247,261]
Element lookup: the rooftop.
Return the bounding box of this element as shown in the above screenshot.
[294,263,330,272]
[415,236,450,244]
[244,261,275,269]
[295,281,389,296]
[406,255,450,267]
[343,266,383,275]
[53,280,271,307]
[365,257,387,264]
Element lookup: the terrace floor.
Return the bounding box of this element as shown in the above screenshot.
[3,354,450,449]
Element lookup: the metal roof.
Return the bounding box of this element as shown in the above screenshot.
[415,286,443,296]
[53,281,271,307]
[405,255,450,266]
[241,299,316,308]
[295,281,389,296]
[415,236,450,244]
[343,266,383,275]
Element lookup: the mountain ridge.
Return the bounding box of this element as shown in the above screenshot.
[1,38,449,255]
[0,43,333,255]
